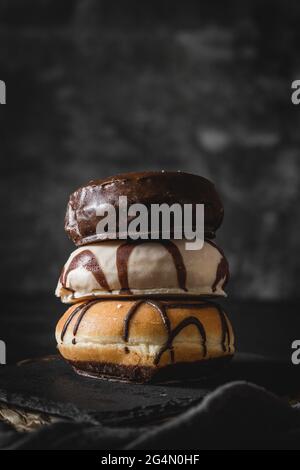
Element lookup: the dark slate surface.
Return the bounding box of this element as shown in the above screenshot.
[0,354,299,427]
[0,356,208,426]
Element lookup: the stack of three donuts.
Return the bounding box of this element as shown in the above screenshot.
[55,172,235,382]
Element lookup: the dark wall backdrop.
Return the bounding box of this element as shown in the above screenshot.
[1,0,300,300]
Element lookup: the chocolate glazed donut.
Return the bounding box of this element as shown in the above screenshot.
[65,171,224,245]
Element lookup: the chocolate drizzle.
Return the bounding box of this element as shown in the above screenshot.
[60,299,231,365]
[116,240,187,294]
[123,299,171,342]
[154,316,207,365]
[60,300,99,344]
[162,241,187,292]
[59,266,65,285]
[123,299,174,362]
[60,301,89,342]
[72,300,99,336]
[205,239,230,292]
[166,300,231,354]
[212,257,229,292]
[61,249,111,292]
[60,240,228,299]
[116,242,137,294]
[122,299,215,364]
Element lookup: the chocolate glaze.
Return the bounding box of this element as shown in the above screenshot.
[60,299,231,365]
[72,300,100,336]
[60,301,89,342]
[59,266,65,285]
[61,249,111,292]
[166,300,231,354]
[65,171,224,245]
[205,239,229,291]
[116,242,137,294]
[123,299,174,362]
[116,240,187,294]
[154,316,207,365]
[123,299,171,342]
[162,241,187,292]
[60,240,228,297]
[212,257,229,293]
[60,300,99,343]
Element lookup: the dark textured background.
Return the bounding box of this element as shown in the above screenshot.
[0,0,300,362]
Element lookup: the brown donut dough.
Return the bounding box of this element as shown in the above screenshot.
[56,299,234,382]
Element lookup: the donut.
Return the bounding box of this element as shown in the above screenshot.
[56,239,229,303]
[65,171,224,245]
[55,299,234,383]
